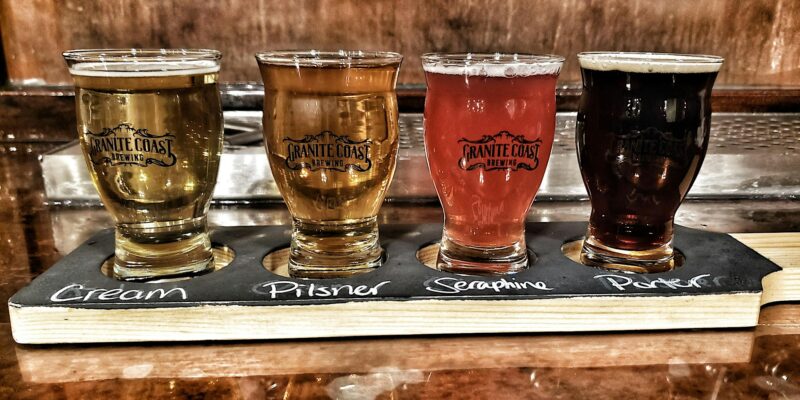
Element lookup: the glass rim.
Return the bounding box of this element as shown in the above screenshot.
[577,52,724,64]
[421,53,563,77]
[62,48,222,63]
[577,52,723,73]
[63,49,221,77]
[255,50,403,67]
[421,52,565,66]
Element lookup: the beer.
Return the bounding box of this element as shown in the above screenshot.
[256,51,402,278]
[64,49,223,280]
[422,53,563,275]
[576,52,723,272]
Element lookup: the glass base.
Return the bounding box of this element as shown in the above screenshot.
[580,234,675,273]
[288,217,382,279]
[437,235,530,275]
[113,216,214,281]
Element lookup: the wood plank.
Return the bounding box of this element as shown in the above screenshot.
[8,294,761,344]
[733,232,800,305]
[1,0,799,86]
[16,330,755,382]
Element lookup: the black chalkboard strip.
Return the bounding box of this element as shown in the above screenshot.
[6,222,790,344]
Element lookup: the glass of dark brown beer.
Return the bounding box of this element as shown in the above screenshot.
[576,52,723,273]
[63,49,224,281]
[256,50,402,278]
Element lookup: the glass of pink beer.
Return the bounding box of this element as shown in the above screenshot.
[422,53,563,274]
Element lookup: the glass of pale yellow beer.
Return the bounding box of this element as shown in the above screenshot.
[63,49,224,281]
[256,50,402,278]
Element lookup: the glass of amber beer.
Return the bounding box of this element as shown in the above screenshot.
[256,50,402,278]
[63,49,224,281]
[576,52,723,273]
[422,53,563,274]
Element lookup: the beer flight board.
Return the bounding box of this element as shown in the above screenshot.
[8,222,798,344]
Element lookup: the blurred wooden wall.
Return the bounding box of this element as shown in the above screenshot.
[1,0,799,86]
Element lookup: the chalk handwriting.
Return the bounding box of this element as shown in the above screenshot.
[424,277,553,295]
[253,280,392,299]
[50,283,187,302]
[594,274,711,292]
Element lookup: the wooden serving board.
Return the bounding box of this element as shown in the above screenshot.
[7,222,796,344]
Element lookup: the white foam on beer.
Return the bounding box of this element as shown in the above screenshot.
[578,53,723,74]
[423,61,562,77]
[69,61,220,77]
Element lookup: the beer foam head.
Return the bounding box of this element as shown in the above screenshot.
[421,53,564,77]
[578,52,723,74]
[64,49,221,77]
[68,61,220,77]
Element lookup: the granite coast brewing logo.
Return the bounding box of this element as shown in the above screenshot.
[459,131,541,171]
[614,127,688,165]
[284,131,372,172]
[85,123,176,167]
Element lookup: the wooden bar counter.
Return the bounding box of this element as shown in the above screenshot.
[1,0,799,396]
[0,139,799,399]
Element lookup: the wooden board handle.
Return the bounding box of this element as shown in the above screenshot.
[732,232,800,305]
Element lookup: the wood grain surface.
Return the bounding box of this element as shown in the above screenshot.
[9,293,763,344]
[734,232,800,305]
[16,330,755,382]
[1,0,799,86]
